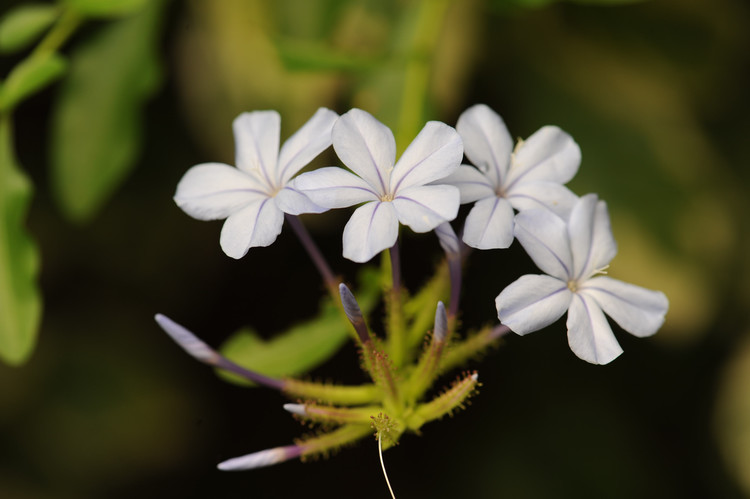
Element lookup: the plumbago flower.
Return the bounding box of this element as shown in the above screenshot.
[496,194,669,364]
[295,108,463,262]
[443,104,580,249]
[173,108,338,258]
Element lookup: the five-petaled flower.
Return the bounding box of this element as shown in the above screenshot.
[496,194,669,364]
[173,108,338,258]
[442,104,581,249]
[295,108,463,262]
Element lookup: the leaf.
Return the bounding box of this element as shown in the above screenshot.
[62,0,149,18]
[218,268,381,386]
[276,39,379,72]
[0,4,59,54]
[0,116,42,366]
[50,0,165,223]
[0,53,66,112]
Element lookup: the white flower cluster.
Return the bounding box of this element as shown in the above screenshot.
[174,104,668,364]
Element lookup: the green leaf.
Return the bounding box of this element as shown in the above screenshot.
[276,39,379,72]
[0,4,60,54]
[50,0,164,223]
[218,268,381,386]
[0,116,42,366]
[0,53,66,112]
[62,0,149,18]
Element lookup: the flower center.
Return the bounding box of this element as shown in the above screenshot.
[567,280,578,293]
[380,193,395,202]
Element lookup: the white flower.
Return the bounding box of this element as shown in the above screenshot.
[173,108,338,259]
[442,104,581,250]
[295,109,463,262]
[495,194,669,364]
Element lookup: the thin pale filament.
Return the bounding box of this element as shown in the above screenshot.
[378,432,396,499]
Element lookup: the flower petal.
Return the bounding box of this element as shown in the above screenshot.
[277,107,338,184]
[513,208,573,281]
[506,125,580,188]
[392,184,459,233]
[440,164,495,204]
[507,181,579,218]
[496,274,571,335]
[456,104,512,188]
[434,222,460,256]
[462,196,515,249]
[567,292,623,364]
[295,167,379,208]
[275,184,328,215]
[342,201,398,263]
[581,276,668,338]
[219,198,284,258]
[332,109,395,196]
[233,111,280,188]
[390,121,463,192]
[174,163,266,220]
[568,194,617,280]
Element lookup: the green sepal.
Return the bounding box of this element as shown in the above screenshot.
[406,371,479,432]
[0,116,42,366]
[0,4,59,54]
[0,53,66,112]
[49,0,165,222]
[403,259,450,349]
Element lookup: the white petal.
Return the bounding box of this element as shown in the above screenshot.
[456,104,512,188]
[390,121,463,192]
[332,109,395,196]
[393,184,459,233]
[275,184,328,215]
[220,198,284,258]
[461,196,515,249]
[513,208,573,281]
[174,163,266,220]
[295,167,379,208]
[567,292,623,364]
[233,111,280,188]
[440,164,496,204]
[568,194,617,280]
[506,125,580,188]
[434,222,460,256]
[581,276,668,338]
[507,181,579,218]
[496,274,572,335]
[277,107,338,184]
[342,201,398,263]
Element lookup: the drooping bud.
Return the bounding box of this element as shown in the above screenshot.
[217,445,302,471]
[155,314,284,390]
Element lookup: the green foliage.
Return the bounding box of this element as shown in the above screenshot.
[0,117,42,366]
[49,1,164,223]
[219,268,381,386]
[494,0,647,8]
[62,0,149,18]
[0,4,59,54]
[0,53,66,112]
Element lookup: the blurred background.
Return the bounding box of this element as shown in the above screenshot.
[1,0,749,497]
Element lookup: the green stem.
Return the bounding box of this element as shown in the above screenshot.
[394,0,452,153]
[31,9,83,60]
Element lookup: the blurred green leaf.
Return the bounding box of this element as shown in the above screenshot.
[0,53,66,112]
[276,39,379,72]
[62,0,149,18]
[50,0,164,223]
[0,4,59,54]
[493,0,647,8]
[0,116,42,366]
[219,268,381,386]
